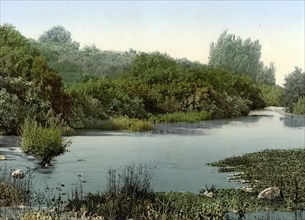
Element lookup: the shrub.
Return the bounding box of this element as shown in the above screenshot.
[293,96,305,115]
[20,118,70,164]
[260,85,284,106]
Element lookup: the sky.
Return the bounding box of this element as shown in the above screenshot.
[0,1,304,85]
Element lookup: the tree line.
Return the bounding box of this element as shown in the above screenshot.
[1,24,304,135]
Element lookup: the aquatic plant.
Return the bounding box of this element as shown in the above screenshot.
[210,148,305,211]
[20,118,70,164]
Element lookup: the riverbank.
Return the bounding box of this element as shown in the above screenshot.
[1,149,305,219]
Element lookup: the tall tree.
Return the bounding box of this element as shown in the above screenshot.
[209,30,275,85]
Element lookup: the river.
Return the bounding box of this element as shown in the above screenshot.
[0,107,304,194]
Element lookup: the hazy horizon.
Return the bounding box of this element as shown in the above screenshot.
[1,1,304,85]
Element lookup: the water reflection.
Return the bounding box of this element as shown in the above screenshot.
[281,114,305,128]
[153,115,262,136]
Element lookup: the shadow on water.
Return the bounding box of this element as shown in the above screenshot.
[152,114,264,136]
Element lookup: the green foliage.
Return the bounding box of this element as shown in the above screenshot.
[2,25,271,134]
[66,78,148,129]
[209,30,275,85]
[292,96,305,115]
[38,25,79,49]
[110,117,153,132]
[34,29,137,82]
[0,76,50,134]
[124,54,265,119]
[260,85,284,106]
[129,52,182,84]
[20,118,70,164]
[283,67,305,112]
[150,111,211,123]
[0,24,38,78]
[211,148,305,210]
[0,24,73,134]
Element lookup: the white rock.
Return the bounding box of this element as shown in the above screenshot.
[257,187,282,200]
[12,169,25,179]
[0,155,6,160]
[203,190,214,198]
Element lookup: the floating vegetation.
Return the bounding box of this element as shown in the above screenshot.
[210,148,305,211]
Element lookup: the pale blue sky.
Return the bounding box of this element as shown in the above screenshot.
[1,1,304,85]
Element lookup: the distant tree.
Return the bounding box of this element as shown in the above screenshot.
[257,62,276,85]
[283,67,305,112]
[209,30,275,85]
[38,26,79,49]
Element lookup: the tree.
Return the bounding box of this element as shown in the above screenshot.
[0,24,37,78]
[257,62,276,85]
[209,30,275,85]
[38,26,79,49]
[283,67,305,112]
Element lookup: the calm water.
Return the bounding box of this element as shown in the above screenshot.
[1,107,304,194]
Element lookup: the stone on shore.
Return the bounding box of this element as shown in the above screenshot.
[257,187,282,200]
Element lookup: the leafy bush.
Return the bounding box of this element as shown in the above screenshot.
[260,85,284,106]
[20,119,70,164]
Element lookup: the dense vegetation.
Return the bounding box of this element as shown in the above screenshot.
[0,24,73,135]
[1,24,270,135]
[20,118,70,164]
[1,24,304,164]
[33,26,137,83]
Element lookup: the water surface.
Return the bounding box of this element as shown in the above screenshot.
[1,107,304,194]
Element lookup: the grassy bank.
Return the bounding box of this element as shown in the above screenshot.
[79,111,211,132]
[82,116,153,132]
[149,110,211,123]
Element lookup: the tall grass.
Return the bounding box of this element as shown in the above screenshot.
[110,116,153,131]
[0,166,33,207]
[150,110,211,123]
[83,116,153,132]
[20,118,69,164]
